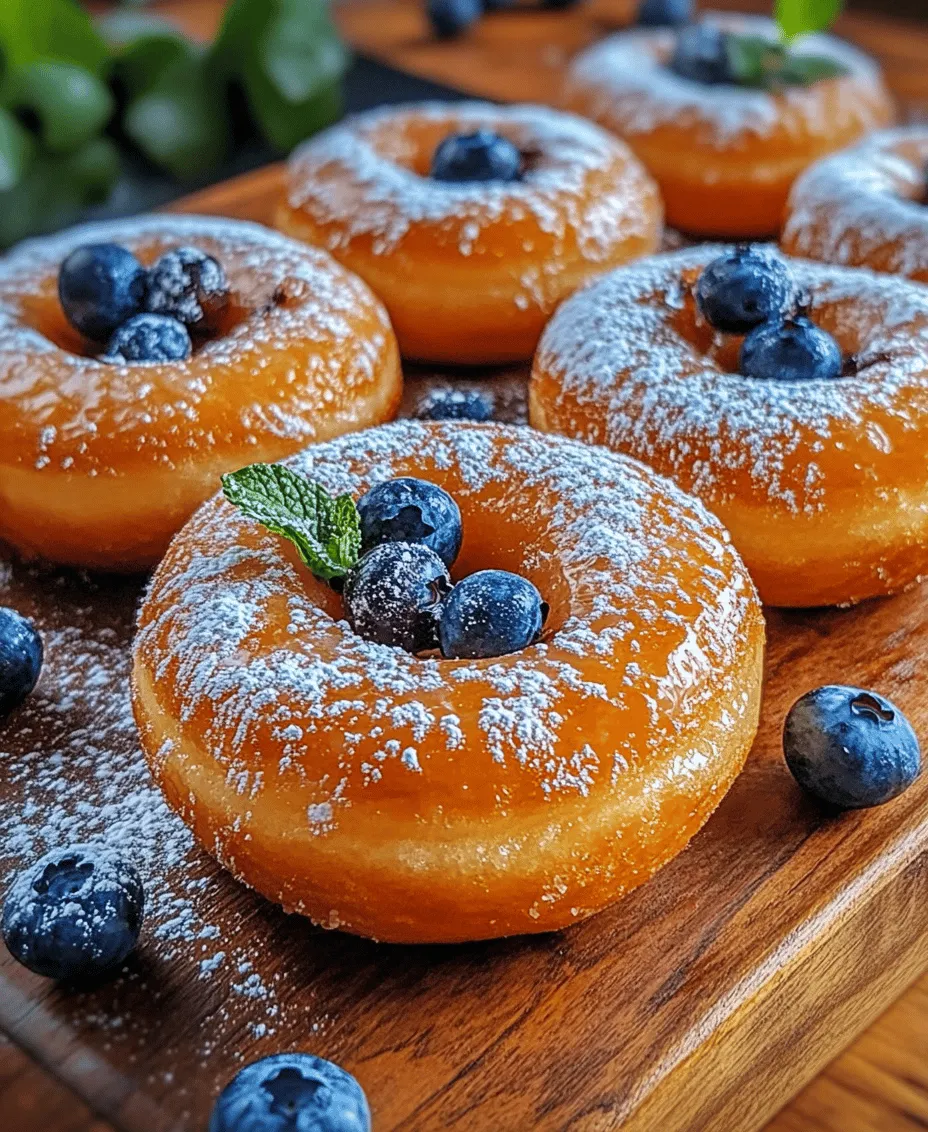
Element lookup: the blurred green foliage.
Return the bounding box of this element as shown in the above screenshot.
[0,0,348,247]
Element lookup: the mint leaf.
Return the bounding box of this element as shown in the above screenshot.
[209,0,347,153]
[779,53,849,84]
[725,32,848,89]
[123,50,227,179]
[0,107,34,192]
[0,0,109,74]
[7,62,113,153]
[775,0,843,43]
[221,464,361,581]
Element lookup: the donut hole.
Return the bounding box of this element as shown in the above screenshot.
[449,489,572,640]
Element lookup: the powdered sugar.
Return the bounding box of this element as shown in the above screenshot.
[533,245,928,514]
[783,126,928,281]
[285,101,654,264]
[567,13,886,147]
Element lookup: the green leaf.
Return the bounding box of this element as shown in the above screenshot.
[221,464,361,581]
[0,139,119,248]
[0,106,34,192]
[6,61,113,153]
[123,51,227,179]
[725,32,849,89]
[775,0,843,43]
[241,66,342,152]
[779,52,849,84]
[209,0,347,151]
[260,0,349,104]
[0,0,108,74]
[99,11,193,97]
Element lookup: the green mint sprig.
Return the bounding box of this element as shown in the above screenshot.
[726,0,848,89]
[221,464,361,582]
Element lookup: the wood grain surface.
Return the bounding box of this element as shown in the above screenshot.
[1,2,927,1131]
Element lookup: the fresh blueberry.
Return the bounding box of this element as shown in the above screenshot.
[784,686,921,809]
[103,314,192,364]
[357,477,462,568]
[343,542,451,652]
[431,130,522,183]
[740,316,843,382]
[415,388,494,422]
[670,22,737,85]
[0,607,42,717]
[144,246,229,333]
[209,1052,370,1132]
[58,243,146,341]
[439,570,547,659]
[696,246,796,334]
[2,845,144,981]
[427,0,482,39]
[638,0,692,27]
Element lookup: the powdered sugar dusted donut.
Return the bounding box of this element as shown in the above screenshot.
[132,421,763,943]
[0,214,401,571]
[276,102,662,364]
[565,14,894,239]
[530,246,928,608]
[783,126,928,281]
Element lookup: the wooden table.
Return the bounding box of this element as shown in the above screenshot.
[3,2,927,1130]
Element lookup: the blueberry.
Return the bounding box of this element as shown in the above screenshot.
[144,246,229,333]
[209,1052,370,1132]
[784,686,921,809]
[439,570,546,659]
[343,543,451,652]
[415,388,494,422]
[2,845,144,981]
[741,316,843,382]
[431,130,522,183]
[0,607,42,717]
[104,314,192,364]
[696,246,796,334]
[357,477,462,568]
[670,22,737,85]
[638,0,692,27]
[58,243,146,341]
[427,0,482,39]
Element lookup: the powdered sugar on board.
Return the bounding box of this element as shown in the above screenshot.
[567,14,885,147]
[285,101,653,264]
[0,564,326,1093]
[533,245,928,514]
[782,126,928,281]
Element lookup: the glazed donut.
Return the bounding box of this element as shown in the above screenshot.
[0,215,401,571]
[276,102,662,364]
[131,421,764,944]
[782,126,928,282]
[530,247,928,609]
[564,14,895,239]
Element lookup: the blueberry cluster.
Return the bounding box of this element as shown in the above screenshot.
[58,242,230,365]
[695,246,844,382]
[344,477,547,659]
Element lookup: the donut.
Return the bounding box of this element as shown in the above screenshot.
[782,126,928,282]
[530,246,928,609]
[131,421,764,944]
[0,215,401,571]
[564,14,895,239]
[275,102,662,364]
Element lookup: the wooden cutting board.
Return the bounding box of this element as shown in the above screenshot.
[3,3,928,1131]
